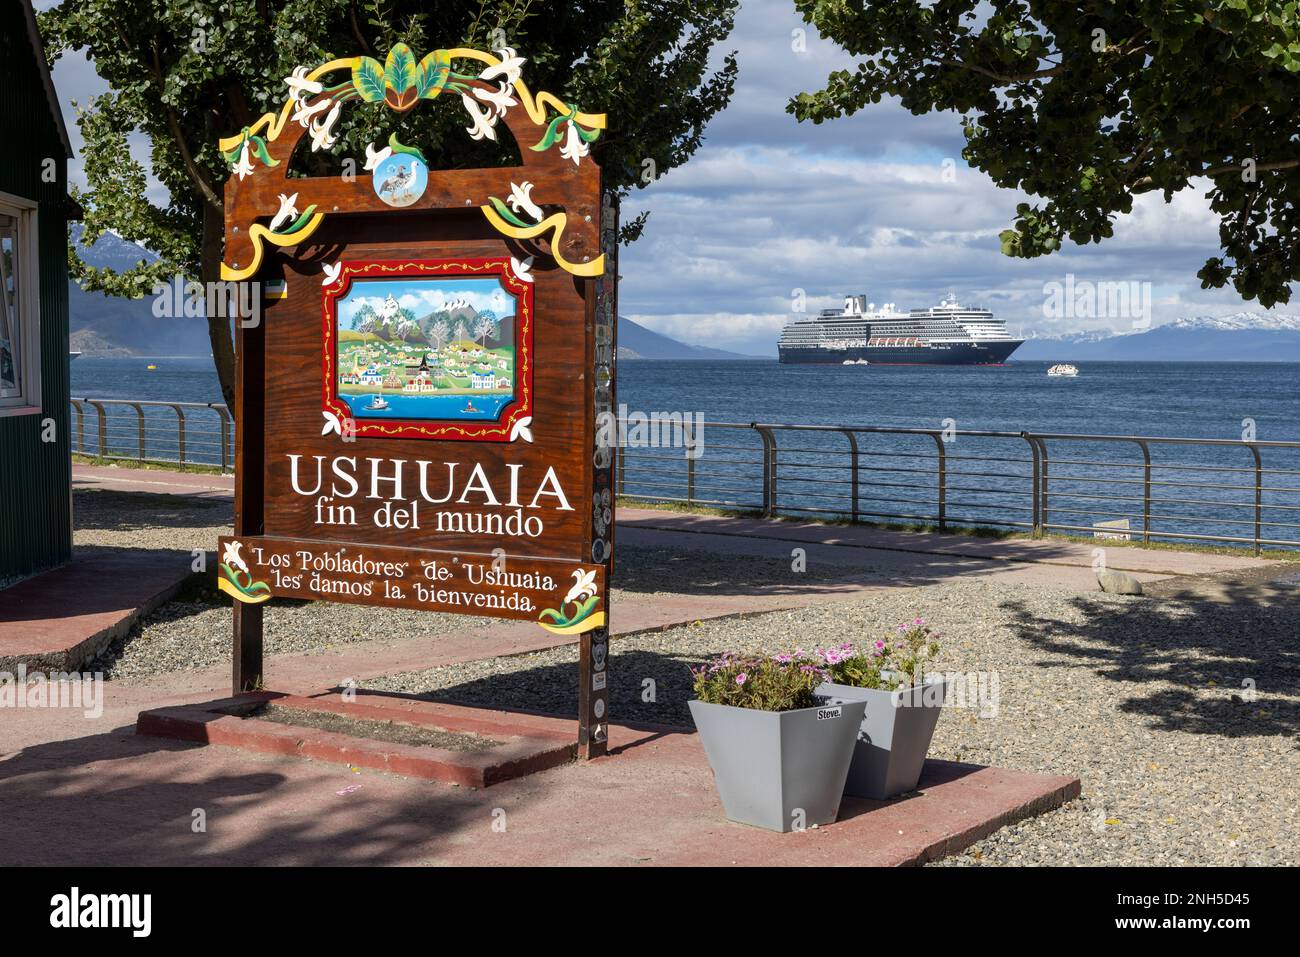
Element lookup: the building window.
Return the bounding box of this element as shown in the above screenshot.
[0,192,41,416]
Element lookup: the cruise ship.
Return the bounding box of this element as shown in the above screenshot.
[777,294,1024,365]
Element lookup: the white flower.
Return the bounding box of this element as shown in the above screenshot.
[461,92,498,141]
[558,121,588,166]
[509,413,534,442]
[472,81,517,118]
[321,409,343,436]
[510,255,535,284]
[222,540,249,577]
[309,101,342,151]
[269,192,299,232]
[284,66,323,105]
[363,142,392,171]
[291,97,333,128]
[480,47,525,87]
[231,141,256,180]
[506,181,544,223]
[321,262,342,286]
[564,568,597,606]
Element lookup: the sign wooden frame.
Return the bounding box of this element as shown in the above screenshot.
[219,43,617,757]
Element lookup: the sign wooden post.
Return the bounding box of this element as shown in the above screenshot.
[218,44,615,754]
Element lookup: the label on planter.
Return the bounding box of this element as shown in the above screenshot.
[816,707,843,721]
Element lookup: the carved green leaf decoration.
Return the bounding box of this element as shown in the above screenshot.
[384,43,417,95]
[387,133,428,166]
[530,115,567,152]
[351,57,386,102]
[416,50,451,99]
[248,135,279,168]
[488,196,532,229]
[277,204,318,235]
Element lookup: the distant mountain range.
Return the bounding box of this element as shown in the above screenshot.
[1017,313,1300,362]
[66,227,757,360]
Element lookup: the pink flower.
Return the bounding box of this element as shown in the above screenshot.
[735,672,748,686]
[875,640,885,649]
[775,653,793,664]
[914,617,925,626]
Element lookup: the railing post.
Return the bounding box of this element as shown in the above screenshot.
[1249,444,1263,556]
[71,400,84,455]
[214,404,232,473]
[128,402,146,462]
[754,425,777,517]
[930,432,947,530]
[171,405,188,466]
[1135,440,1151,545]
[685,420,696,505]
[841,429,859,522]
[1024,434,1042,536]
[87,400,107,457]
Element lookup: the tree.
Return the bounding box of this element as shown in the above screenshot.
[473,314,498,346]
[429,318,450,351]
[41,0,739,410]
[790,1,1300,307]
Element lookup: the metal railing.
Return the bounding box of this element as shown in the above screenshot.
[66,401,1300,553]
[70,398,233,471]
[617,421,1300,554]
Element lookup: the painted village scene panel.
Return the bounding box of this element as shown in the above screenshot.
[335,276,517,422]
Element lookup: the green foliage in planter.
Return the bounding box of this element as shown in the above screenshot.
[691,651,829,712]
[819,619,942,691]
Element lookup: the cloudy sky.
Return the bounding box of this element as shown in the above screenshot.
[42,0,1283,356]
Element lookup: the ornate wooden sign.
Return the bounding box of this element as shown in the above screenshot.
[219,43,617,757]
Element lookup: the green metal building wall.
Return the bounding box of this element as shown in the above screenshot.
[0,1,72,578]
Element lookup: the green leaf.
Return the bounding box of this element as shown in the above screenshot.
[384,43,417,95]
[530,115,566,152]
[351,57,386,102]
[416,50,451,98]
[278,204,318,235]
[387,133,428,165]
[488,196,532,229]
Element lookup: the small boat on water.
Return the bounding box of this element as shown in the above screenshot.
[364,396,390,411]
[463,400,479,413]
[1047,363,1078,377]
[146,363,157,371]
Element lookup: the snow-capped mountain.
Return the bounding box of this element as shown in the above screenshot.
[1017,311,1300,361]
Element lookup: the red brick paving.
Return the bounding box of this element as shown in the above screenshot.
[0,548,196,670]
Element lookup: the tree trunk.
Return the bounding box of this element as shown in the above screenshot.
[200,203,238,414]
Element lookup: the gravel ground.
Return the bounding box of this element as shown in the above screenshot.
[74,488,233,554]
[362,578,1299,866]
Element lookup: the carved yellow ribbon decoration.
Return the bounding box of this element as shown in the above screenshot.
[479,206,605,277]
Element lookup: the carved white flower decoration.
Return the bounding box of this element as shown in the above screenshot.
[564,568,597,606]
[510,255,535,283]
[291,97,332,129]
[284,66,323,106]
[461,93,498,141]
[269,192,299,232]
[472,81,517,118]
[559,122,589,166]
[481,47,526,87]
[363,142,392,171]
[222,540,250,577]
[231,141,256,180]
[309,102,342,151]
[321,409,344,436]
[322,262,343,286]
[509,415,534,443]
[507,181,544,223]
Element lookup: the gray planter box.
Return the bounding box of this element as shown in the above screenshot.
[815,677,949,800]
[688,697,867,832]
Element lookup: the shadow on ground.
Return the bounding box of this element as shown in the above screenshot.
[1000,579,1299,740]
[0,726,512,866]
